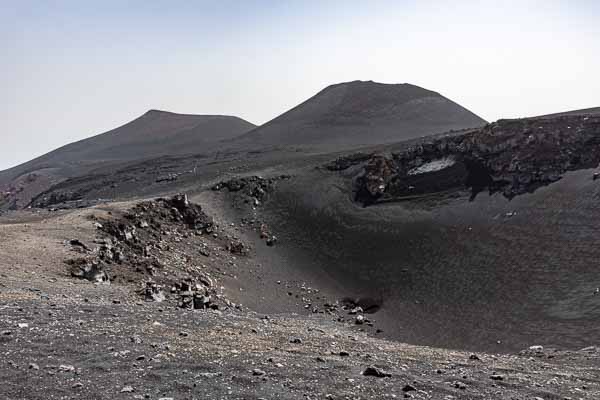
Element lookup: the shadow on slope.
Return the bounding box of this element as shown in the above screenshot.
[257,165,600,352]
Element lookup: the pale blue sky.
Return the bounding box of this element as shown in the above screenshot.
[2,0,599,170]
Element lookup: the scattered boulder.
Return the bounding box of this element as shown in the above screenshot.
[212,175,291,210]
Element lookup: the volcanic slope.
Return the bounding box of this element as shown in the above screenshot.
[538,106,600,118]
[0,110,255,208]
[232,80,487,151]
[3,107,600,357]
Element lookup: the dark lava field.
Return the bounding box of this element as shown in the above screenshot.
[2,81,600,399]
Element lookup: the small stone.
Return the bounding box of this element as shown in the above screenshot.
[290,337,302,344]
[121,386,135,393]
[252,368,266,376]
[266,236,277,246]
[17,323,29,329]
[468,354,480,360]
[402,384,416,392]
[528,345,544,352]
[72,383,84,389]
[349,307,363,315]
[339,351,350,357]
[130,335,142,344]
[136,355,146,361]
[29,363,40,370]
[197,372,221,378]
[490,374,504,381]
[179,331,189,337]
[362,366,391,378]
[454,381,467,390]
[355,315,365,325]
[59,365,75,372]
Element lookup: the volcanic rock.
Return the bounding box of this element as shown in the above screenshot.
[362,366,391,378]
[67,259,110,284]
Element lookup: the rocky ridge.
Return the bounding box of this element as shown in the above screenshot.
[331,114,600,205]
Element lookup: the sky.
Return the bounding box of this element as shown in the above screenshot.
[2,0,600,171]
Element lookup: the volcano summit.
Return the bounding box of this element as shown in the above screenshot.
[232,80,487,150]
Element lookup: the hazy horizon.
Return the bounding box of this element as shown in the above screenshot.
[2,0,600,171]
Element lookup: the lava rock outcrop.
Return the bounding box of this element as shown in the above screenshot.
[342,114,600,205]
[63,194,244,310]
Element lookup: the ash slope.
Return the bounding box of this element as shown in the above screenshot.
[232,80,486,151]
[0,110,255,182]
[537,106,600,118]
[0,110,255,208]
